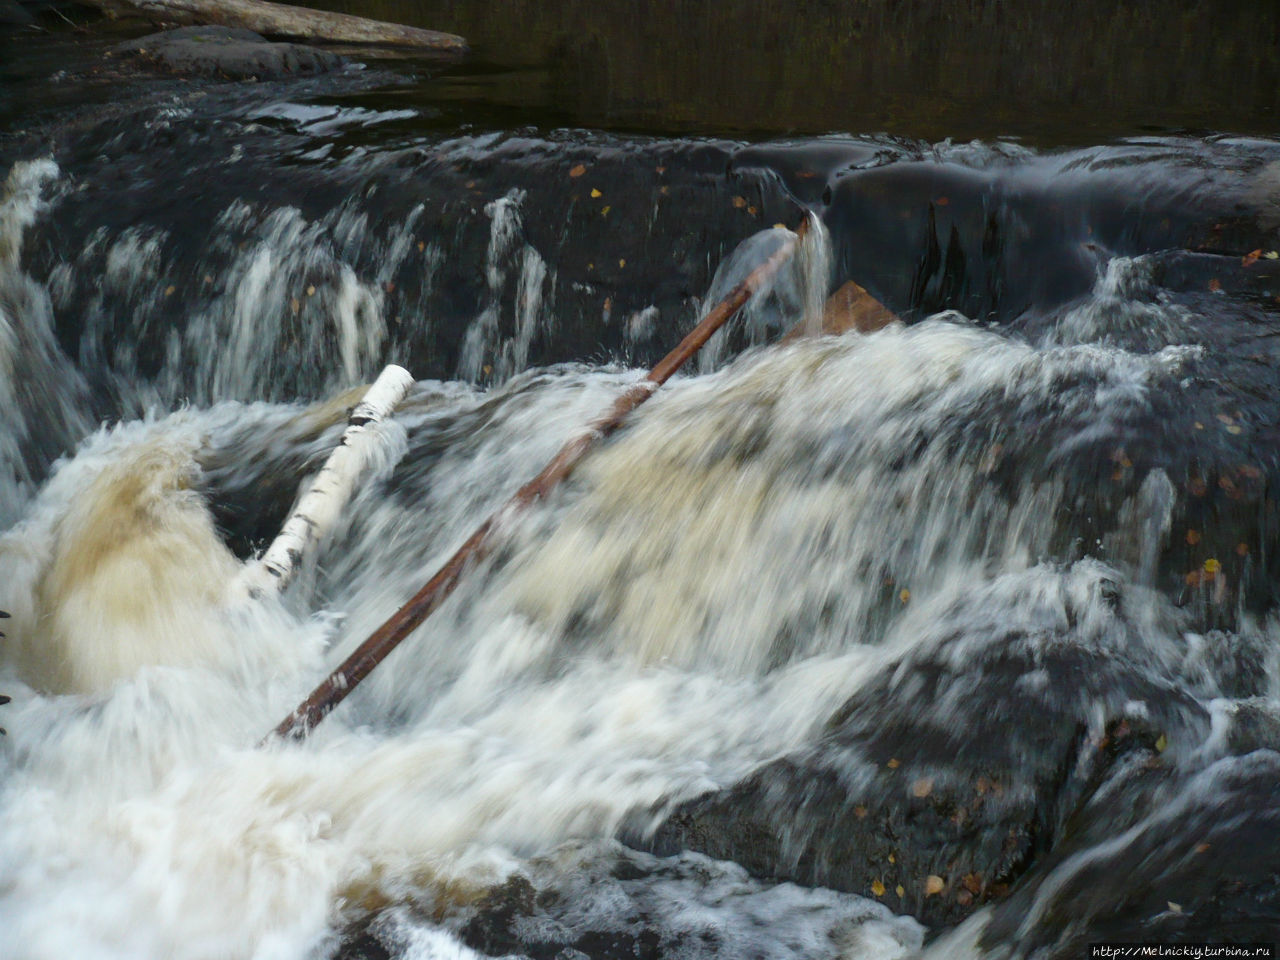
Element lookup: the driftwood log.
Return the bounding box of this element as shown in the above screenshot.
[265,218,814,743]
[81,0,468,53]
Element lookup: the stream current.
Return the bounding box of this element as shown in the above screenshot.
[3,15,1280,960]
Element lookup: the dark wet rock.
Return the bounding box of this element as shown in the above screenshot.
[0,0,35,26]
[646,565,1209,928]
[333,916,394,960]
[979,750,1280,956]
[444,842,920,960]
[108,26,345,80]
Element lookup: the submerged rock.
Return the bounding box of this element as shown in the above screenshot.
[108,26,345,80]
[339,842,922,960]
[979,748,1280,955]
[0,0,34,26]
[646,564,1210,928]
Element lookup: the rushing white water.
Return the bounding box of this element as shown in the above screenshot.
[0,154,1266,959]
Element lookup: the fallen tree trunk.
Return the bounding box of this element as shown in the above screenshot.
[235,364,416,600]
[265,217,813,743]
[82,0,468,53]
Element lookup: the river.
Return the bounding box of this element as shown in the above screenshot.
[2,4,1279,958]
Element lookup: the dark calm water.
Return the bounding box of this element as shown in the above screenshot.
[2,4,1280,959]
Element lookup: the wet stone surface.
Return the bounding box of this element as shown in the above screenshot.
[107,26,346,80]
[645,565,1213,929]
[980,747,1280,955]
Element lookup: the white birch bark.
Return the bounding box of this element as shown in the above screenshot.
[235,364,415,600]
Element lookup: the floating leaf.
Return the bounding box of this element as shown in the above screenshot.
[590,188,602,198]
[732,196,747,208]
[1185,530,1201,545]
[871,880,885,896]
[899,588,910,604]
[164,285,176,297]
[1243,249,1263,267]
[1167,901,1183,914]
[1203,558,1221,575]
[1155,733,1168,753]
[962,873,983,895]
[618,259,626,268]
[925,875,945,896]
[895,884,905,898]
[1237,542,1250,556]
[911,778,933,798]
[854,805,868,819]
[1208,278,1222,292]
[886,758,900,769]
[1195,842,1211,854]
[306,285,316,296]
[601,206,611,216]
[888,853,896,863]
[1266,251,1280,260]
[569,164,586,178]
[416,241,425,253]
[290,297,301,316]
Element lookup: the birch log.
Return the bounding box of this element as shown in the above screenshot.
[235,364,416,600]
[83,0,468,53]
